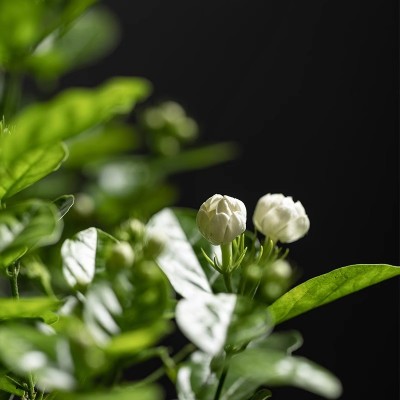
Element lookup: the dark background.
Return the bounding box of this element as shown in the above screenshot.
[62,1,399,399]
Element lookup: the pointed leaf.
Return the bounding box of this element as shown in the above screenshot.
[147,208,212,298]
[0,200,62,268]
[228,348,342,399]
[268,264,400,324]
[0,373,24,396]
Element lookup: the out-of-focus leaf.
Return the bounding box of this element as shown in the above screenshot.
[4,77,151,163]
[176,351,217,400]
[0,324,76,391]
[28,6,119,80]
[147,207,212,298]
[61,227,117,288]
[227,348,342,399]
[176,293,273,356]
[268,264,400,325]
[53,194,74,219]
[65,123,139,168]
[54,384,162,400]
[105,321,169,356]
[249,330,303,355]
[149,142,238,178]
[0,200,62,268]
[0,142,67,200]
[0,297,59,322]
[249,389,273,400]
[23,256,55,297]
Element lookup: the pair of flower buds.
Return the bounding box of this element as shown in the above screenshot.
[196,193,310,246]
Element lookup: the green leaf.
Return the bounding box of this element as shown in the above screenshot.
[176,293,273,356]
[0,142,67,200]
[0,297,59,322]
[65,123,139,168]
[0,200,62,268]
[249,330,303,355]
[147,208,212,298]
[61,227,117,288]
[227,348,342,399]
[53,194,75,219]
[249,389,273,400]
[105,321,169,356]
[3,77,151,165]
[268,264,400,324]
[0,373,24,396]
[0,324,76,391]
[27,6,120,80]
[176,351,218,400]
[149,142,238,177]
[54,384,162,400]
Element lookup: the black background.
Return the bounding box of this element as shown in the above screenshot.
[61,1,399,399]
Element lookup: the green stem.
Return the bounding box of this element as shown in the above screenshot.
[220,243,233,292]
[213,364,229,400]
[8,262,20,299]
[28,373,36,400]
[223,273,233,293]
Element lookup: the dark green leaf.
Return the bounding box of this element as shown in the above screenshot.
[0,200,62,268]
[27,6,120,79]
[268,264,400,324]
[227,348,342,399]
[249,330,303,355]
[65,123,139,168]
[0,373,24,396]
[149,143,238,177]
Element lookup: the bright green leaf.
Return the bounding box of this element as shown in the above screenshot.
[54,384,162,400]
[228,348,342,399]
[0,297,59,321]
[0,142,67,200]
[0,200,62,268]
[4,77,151,164]
[268,264,400,325]
[105,321,170,356]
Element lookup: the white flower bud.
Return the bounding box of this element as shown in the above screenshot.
[253,193,310,243]
[196,194,247,245]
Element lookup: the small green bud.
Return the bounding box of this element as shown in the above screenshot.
[143,229,167,258]
[107,241,135,270]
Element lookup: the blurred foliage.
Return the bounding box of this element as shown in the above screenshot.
[0,1,397,400]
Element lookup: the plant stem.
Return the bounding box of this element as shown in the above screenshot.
[28,373,36,400]
[8,262,20,299]
[213,365,229,400]
[220,243,233,292]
